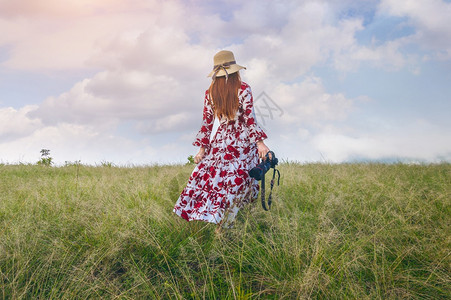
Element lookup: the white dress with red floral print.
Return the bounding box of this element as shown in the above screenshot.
[173,82,268,225]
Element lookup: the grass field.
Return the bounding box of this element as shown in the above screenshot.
[0,162,449,299]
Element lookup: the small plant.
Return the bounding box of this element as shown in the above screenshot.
[37,149,53,166]
[64,160,81,167]
[100,161,114,168]
[186,155,195,165]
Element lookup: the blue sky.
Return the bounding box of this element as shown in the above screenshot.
[0,0,450,165]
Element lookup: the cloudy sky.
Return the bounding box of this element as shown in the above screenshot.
[1,0,450,165]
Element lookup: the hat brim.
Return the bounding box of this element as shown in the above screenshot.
[207,64,246,78]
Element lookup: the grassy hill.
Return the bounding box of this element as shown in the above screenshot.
[0,163,449,299]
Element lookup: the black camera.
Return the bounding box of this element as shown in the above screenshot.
[249,151,278,181]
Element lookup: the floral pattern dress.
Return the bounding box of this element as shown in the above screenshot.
[173,82,268,226]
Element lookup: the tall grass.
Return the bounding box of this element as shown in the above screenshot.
[0,163,449,298]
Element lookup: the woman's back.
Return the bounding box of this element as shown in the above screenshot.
[173,50,270,229]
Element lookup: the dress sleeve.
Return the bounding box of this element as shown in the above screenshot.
[193,91,215,148]
[241,86,268,143]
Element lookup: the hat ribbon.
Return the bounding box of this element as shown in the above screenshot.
[212,60,236,81]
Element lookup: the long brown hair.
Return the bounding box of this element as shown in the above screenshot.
[208,72,241,120]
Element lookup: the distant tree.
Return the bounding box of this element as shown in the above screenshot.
[37,149,53,166]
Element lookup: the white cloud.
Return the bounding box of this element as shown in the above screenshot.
[379,0,451,59]
[248,76,356,151]
[235,2,365,81]
[333,37,410,71]
[136,112,198,134]
[0,119,175,165]
[0,0,192,70]
[312,120,451,162]
[0,106,42,141]
[272,77,354,125]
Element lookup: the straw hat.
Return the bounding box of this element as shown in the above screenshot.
[207,50,246,80]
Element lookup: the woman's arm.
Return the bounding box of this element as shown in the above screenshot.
[192,91,215,163]
[194,147,206,164]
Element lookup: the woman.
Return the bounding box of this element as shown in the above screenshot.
[173,50,270,228]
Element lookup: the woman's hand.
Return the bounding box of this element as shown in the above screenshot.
[194,147,206,164]
[256,140,270,160]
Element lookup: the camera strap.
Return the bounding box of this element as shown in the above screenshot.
[261,166,280,211]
